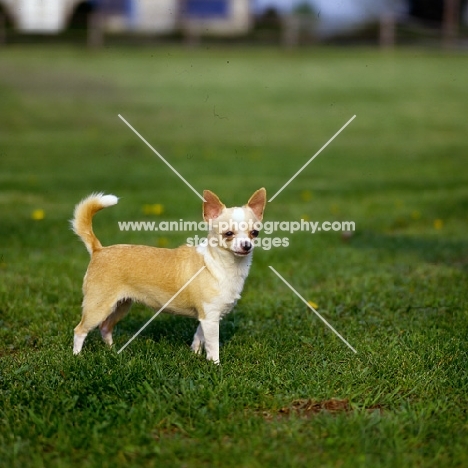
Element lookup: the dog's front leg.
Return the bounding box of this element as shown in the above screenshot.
[191,324,204,354]
[199,319,220,364]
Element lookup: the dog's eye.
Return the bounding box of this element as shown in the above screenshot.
[224,231,234,238]
[250,230,259,238]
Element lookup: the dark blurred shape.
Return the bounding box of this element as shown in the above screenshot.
[410,0,444,22]
[253,7,283,44]
[410,0,465,49]
[0,6,6,45]
[255,7,282,31]
[67,0,132,48]
[0,13,4,45]
[0,1,13,44]
[68,2,95,32]
[409,0,466,24]
[67,1,101,47]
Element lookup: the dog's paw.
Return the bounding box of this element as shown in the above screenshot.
[191,341,204,355]
[206,355,220,365]
[100,328,113,346]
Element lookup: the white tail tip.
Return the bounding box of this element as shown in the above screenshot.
[99,194,119,207]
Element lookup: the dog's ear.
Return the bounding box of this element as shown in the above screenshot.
[247,188,266,221]
[203,190,226,221]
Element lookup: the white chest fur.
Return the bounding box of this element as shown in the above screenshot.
[196,242,252,320]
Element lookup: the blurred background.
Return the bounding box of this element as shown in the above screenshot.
[0,0,467,48]
[1,1,467,255]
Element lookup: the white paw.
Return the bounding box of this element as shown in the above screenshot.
[191,341,204,355]
[73,334,86,355]
[206,355,220,365]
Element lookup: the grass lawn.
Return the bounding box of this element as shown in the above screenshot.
[0,44,467,467]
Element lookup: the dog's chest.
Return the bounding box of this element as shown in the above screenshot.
[219,271,246,304]
[205,259,250,318]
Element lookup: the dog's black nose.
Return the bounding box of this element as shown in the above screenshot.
[242,242,252,252]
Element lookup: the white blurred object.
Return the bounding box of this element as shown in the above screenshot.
[133,0,178,33]
[8,0,73,33]
[0,0,252,36]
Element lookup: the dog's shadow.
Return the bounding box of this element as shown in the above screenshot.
[115,306,240,349]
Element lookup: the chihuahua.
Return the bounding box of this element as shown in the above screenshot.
[71,188,266,363]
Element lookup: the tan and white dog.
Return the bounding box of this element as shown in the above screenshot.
[71,188,266,363]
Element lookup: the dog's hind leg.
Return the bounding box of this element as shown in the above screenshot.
[73,296,120,354]
[99,299,133,346]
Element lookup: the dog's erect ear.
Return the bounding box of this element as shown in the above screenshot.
[203,190,226,221]
[247,188,266,221]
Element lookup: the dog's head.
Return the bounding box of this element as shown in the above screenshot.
[203,188,266,257]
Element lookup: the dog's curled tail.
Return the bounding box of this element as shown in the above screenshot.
[71,193,118,255]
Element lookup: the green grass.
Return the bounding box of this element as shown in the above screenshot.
[1,45,467,467]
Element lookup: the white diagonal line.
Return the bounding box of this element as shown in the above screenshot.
[117,266,206,354]
[118,114,206,202]
[268,266,357,353]
[268,115,356,202]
